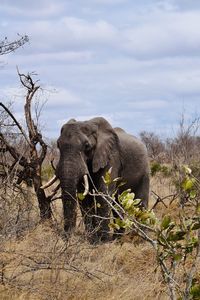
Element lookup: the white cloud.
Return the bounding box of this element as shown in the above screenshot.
[8,51,93,66]
[46,87,84,107]
[20,11,200,60]
[158,0,200,11]
[1,0,64,17]
[1,86,25,104]
[3,8,200,61]
[86,0,128,5]
[31,17,118,52]
[122,11,200,58]
[128,100,168,110]
[155,0,177,12]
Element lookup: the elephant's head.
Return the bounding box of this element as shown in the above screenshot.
[54,117,119,232]
[56,117,118,183]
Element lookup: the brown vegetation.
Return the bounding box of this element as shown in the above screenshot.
[1,168,199,300]
[0,197,168,299]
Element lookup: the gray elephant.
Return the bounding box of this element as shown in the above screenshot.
[47,117,150,242]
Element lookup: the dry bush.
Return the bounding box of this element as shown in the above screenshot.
[0,173,182,300]
[0,221,169,300]
[140,131,166,163]
[0,184,39,240]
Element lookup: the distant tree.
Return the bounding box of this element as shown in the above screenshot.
[140,131,165,161]
[0,35,29,56]
[165,115,200,165]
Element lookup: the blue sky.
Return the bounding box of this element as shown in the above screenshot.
[1,0,200,138]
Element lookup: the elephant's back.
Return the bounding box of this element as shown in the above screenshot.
[115,128,147,159]
[115,129,149,186]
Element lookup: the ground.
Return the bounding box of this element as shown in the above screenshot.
[0,176,187,299]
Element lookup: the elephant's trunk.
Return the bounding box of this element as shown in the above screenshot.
[57,153,89,232]
[61,183,77,233]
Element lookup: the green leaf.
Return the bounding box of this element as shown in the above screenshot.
[123,197,134,210]
[161,215,171,230]
[190,284,200,299]
[140,211,154,223]
[190,190,197,199]
[102,171,112,185]
[150,162,162,176]
[117,181,126,188]
[113,177,122,182]
[115,218,125,229]
[182,178,196,191]
[77,193,85,201]
[123,218,133,229]
[111,218,133,230]
[161,165,171,177]
[118,189,132,202]
[168,230,186,242]
[186,245,194,254]
[132,199,142,206]
[173,253,182,262]
[109,222,120,230]
[190,237,199,248]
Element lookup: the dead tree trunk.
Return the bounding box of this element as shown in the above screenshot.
[33,168,52,220]
[0,71,52,220]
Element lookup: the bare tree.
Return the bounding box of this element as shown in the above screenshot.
[166,115,200,165]
[0,71,53,220]
[140,131,165,161]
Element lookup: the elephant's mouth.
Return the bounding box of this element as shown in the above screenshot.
[41,173,90,197]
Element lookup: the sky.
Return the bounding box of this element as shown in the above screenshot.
[1,0,200,139]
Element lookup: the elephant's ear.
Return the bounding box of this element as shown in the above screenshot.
[91,117,118,173]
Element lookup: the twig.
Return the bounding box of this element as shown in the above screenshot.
[151,190,178,209]
[0,102,30,144]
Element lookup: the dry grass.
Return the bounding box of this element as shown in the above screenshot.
[0,176,181,300]
[0,223,168,300]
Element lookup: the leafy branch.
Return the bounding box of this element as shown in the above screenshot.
[78,166,200,300]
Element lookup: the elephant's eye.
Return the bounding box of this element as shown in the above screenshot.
[84,141,92,153]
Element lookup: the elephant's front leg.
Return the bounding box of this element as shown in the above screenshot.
[80,194,111,243]
[92,170,116,242]
[62,196,77,233]
[94,195,111,242]
[79,195,97,242]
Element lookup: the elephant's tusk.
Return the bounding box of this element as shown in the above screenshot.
[41,175,58,189]
[83,174,89,196]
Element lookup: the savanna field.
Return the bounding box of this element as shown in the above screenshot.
[1,122,200,300]
[0,176,177,300]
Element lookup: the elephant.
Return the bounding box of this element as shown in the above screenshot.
[46,117,150,242]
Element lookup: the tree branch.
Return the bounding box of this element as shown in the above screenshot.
[0,102,30,144]
[0,35,29,56]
